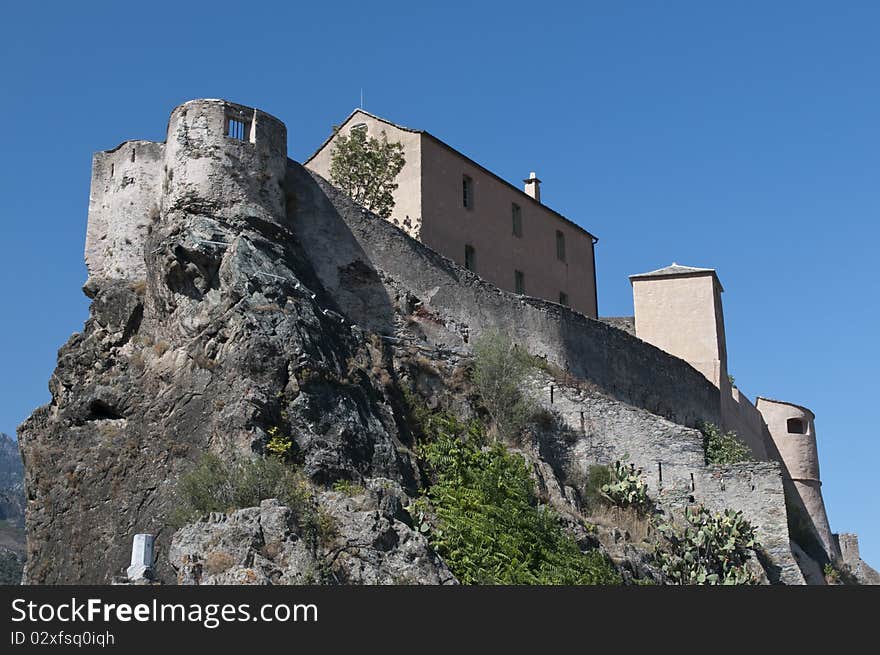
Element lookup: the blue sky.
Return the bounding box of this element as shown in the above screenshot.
[1,1,878,565]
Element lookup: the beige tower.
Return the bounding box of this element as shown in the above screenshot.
[755,397,838,558]
[630,263,728,389]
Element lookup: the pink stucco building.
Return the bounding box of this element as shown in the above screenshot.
[305,109,599,318]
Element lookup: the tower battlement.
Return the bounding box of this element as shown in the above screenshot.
[85,99,288,286]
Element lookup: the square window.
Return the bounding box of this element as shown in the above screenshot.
[559,292,569,306]
[787,418,806,434]
[514,270,525,294]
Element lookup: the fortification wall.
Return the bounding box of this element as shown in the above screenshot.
[85,140,165,282]
[531,378,804,584]
[521,376,804,584]
[721,387,771,460]
[756,397,837,558]
[690,462,804,584]
[163,99,288,223]
[599,316,636,337]
[85,99,288,286]
[294,164,722,429]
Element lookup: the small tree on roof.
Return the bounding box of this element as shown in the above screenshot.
[329,126,405,219]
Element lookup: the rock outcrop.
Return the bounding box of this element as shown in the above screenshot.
[170,481,457,585]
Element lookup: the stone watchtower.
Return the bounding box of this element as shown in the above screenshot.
[755,397,838,557]
[85,99,288,286]
[630,263,729,390]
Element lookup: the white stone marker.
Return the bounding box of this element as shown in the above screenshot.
[126,534,155,581]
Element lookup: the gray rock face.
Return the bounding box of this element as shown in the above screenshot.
[19,102,420,584]
[170,483,457,585]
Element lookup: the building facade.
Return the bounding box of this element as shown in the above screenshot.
[305,110,599,318]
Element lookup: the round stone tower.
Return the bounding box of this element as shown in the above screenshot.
[162,99,288,223]
[756,397,838,558]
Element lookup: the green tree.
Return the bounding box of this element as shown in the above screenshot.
[329,127,405,218]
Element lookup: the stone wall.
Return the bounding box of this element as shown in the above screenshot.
[86,140,165,283]
[294,164,722,430]
[85,99,288,288]
[599,316,635,337]
[522,375,805,584]
[720,386,771,460]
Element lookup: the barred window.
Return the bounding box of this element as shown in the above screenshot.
[226,117,247,140]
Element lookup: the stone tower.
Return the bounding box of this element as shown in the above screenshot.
[85,99,288,287]
[630,263,729,390]
[755,397,838,558]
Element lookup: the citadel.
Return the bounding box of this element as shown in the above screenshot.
[22,98,875,584]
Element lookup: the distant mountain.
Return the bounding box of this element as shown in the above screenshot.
[0,432,23,489]
[0,432,25,584]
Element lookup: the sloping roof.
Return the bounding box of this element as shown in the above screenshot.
[755,396,816,419]
[629,262,724,291]
[304,108,598,243]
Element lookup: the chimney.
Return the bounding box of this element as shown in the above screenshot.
[523,171,541,202]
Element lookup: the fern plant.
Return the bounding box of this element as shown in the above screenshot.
[414,411,620,585]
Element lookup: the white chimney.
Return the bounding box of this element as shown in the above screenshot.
[523,171,541,202]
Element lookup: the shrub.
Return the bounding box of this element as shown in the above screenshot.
[332,479,366,496]
[471,331,537,442]
[581,464,613,511]
[655,506,759,585]
[824,560,859,585]
[699,422,751,465]
[266,426,294,462]
[171,453,313,530]
[414,412,621,585]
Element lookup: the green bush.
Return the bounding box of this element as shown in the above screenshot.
[265,426,294,462]
[824,561,859,585]
[414,412,621,585]
[655,506,759,585]
[699,422,752,464]
[171,453,315,533]
[471,331,538,442]
[581,464,613,510]
[332,479,366,496]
